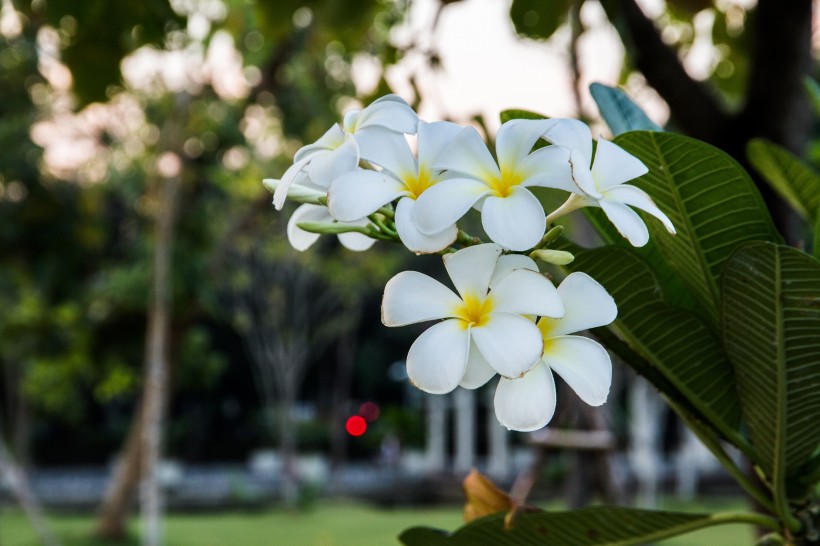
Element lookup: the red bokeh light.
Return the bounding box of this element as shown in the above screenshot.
[358,401,380,422]
[345,415,367,437]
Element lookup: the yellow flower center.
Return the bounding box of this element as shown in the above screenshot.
[453,293,495,329]
[537,318,557,355]
[487,168,524,198]
[403,166,435,200]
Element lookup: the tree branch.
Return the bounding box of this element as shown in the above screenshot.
[739,0,813,155]
[600,0,727,141]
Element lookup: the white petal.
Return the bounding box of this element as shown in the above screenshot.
[472,312,543,379]
[604,185,676,234]
[540,272,617,337]
[263,178,325,204]
[491,269,564,318]
[494,363,556,431]
[395,197,457,253]
[459,342,496,389]
[273,156,312,210]
[286,204,329,251]
[480,187,546,251]
[600,200,650,247]
[412,177,490,235]
[495,119,551,171]
[591,138,648,191]
[294,124,345,161]
[407,320,470,394]
[518,145,576,193]
[540,118,593,165]
[489,254,539,290]
[347,95,418,135]
[417,121,464,167]
[337,231,376,252]
[544,335,611,406]
[569,148,601,198]
[443,243,502,298]
[431,126,500,181]
[306,133,359,188]
[353,127,415,171]
[327,170,406,221]
[382,271,462,326]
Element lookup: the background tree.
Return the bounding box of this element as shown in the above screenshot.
[505,0,814,240]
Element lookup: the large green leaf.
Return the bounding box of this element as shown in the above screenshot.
[589,83,662,136]
[400,508,756,546]
[722,242,820,486]
[569,245,743,444]
[614,132,781,327]
[747,138,820,223]
[579,209,697,313]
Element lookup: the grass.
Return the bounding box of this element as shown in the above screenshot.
[0,497,754,545]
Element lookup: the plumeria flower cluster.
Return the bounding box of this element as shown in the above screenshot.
[263,95,676,431]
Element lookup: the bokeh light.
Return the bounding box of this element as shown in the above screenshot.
[358,401,380,422]
[345,415,367,437]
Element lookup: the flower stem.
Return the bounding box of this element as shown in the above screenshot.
[368,214,398,238]
[376,205,395,220]
[456,230,484,247]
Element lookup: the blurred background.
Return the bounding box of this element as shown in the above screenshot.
[0,0,816,544]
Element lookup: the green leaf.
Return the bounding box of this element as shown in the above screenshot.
[499,109,547,124]
[569,245,743,444]
[579,207,698,313]
[722,243,820,488]
[589,83,662,135]
[509,0,573,41]
[614,132,781,327]
[747,138,820,223]
[400,508,773,546]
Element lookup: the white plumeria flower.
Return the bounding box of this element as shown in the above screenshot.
[382,244,564,394]
[458,253,544,389]
[327,121,462,253]
[264,178,375,252]
[541,119,676,247]
[494,271,617,432]
[272,94,418,210]
[412,119,577,251]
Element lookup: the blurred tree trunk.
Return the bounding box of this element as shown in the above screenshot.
[2,360,31,467]
[93,97,185,545]
[0,423,61,546]
[601,0,813,242]
[140,98,185,546]
[94,404,143,540]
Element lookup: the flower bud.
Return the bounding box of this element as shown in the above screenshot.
[262,178,325,205]
[530,249,575,265]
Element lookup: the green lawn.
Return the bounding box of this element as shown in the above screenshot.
[0,498,754,545]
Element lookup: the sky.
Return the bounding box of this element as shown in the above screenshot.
[378,0,671,133]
